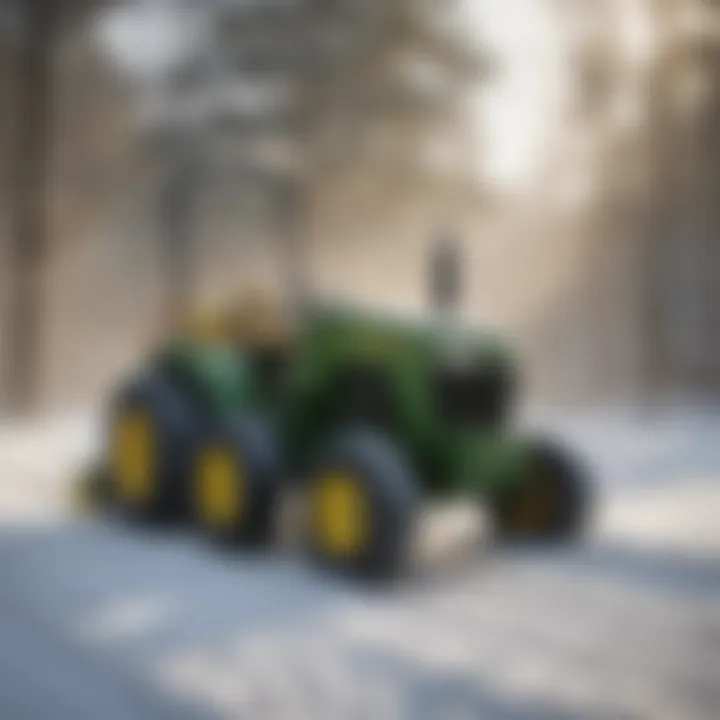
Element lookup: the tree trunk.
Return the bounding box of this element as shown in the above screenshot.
[158,153,198,331]
[4,0,57,415]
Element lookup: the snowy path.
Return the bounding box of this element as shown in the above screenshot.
[0,408,719,719]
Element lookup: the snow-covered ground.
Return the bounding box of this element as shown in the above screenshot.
[0,409,97,520]
[0,407,719,719]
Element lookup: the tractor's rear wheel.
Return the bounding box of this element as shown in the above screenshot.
[109,372,198,523]
[193,417,281,547]
[308,429,417,581]
[491,439,589,542]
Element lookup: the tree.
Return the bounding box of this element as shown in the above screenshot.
[4,0,57,415]
[99,0,483,319]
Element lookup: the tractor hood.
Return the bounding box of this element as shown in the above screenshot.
[306,301,515,373]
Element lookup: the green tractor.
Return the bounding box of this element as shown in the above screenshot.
[96,244,589,580]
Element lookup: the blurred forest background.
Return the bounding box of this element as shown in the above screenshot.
[0,0,719,414]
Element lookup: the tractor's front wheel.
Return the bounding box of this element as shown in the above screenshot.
[308,429,417,581]
[491,440,590,543]
[193,417,282,547]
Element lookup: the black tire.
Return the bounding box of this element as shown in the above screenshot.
[491,439,590,543]
[108,370,199,523]
[308,428,418,581]
[193,416,282,547]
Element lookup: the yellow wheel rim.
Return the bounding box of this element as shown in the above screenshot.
[113,410,155,506]
[509,474,557,532]
[196,446,241,530]
[314,472,366,558]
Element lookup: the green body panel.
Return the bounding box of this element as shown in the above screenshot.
[160,339,253,417]
[279,304,525,496]
[157,303,530,498]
